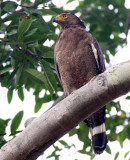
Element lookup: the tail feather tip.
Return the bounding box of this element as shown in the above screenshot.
[92,132,108,154]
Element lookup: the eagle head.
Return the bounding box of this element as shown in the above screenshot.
[53,12,85,29]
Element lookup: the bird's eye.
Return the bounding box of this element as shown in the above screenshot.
[63,14,68,18]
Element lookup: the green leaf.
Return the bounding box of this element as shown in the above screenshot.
[6,67,18,87]
[0,51,11,66]
[24,28,38,37]
[45,78,54,95]
[7,29,17,36]
[114,152,119,160]
[0,67,12,75]
[18,16,33,39]
[34,99,43,113]
[2,1,18,12]
[24,68,47,84]
[120,124,130,147]
[33,16,50,32]
[35,94,51,113]
[0,118,10,136]
[41,60,57,92]
[90,154,95,160]
[78,149,87,154]
[77,123,89,141]
[67,0,75,4]
[50,8,63,14]
[23,32,43,43]
[126,96,130,99]
[15,65,23,87]
[124,151,130,158]
[59,140,68,146]
[59,140,74,149]
[7,88,13,104]
[42,58,54,64]
[0,14,20,24]
[35,0,51,5]
[10,111,24,135]
[40,9,57,15]
[0,119,6,136]
[18,87,24,101]
[24,68,53,94]
[69,128,78,136]
[105,145,111,154]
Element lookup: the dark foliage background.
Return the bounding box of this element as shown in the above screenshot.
[0,0,130,159]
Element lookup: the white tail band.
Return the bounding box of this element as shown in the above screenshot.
[90,123,105,136]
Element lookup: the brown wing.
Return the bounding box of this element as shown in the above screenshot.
[54,56,61,83]
[92,36,106,73]
[84,36,107,154]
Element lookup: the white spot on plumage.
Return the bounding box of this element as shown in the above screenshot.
[91,43,99,69]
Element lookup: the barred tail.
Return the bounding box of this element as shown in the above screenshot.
[84,106,108,154]
[90,123,108,154]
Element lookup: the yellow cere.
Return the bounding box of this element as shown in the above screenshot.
[56,13,69,21]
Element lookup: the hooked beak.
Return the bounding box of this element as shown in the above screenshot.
[53,17,58,23]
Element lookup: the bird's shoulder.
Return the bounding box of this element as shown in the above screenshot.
[59,26,93,41]
[54,26,95,54]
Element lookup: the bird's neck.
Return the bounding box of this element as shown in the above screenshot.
[61,24,85,30]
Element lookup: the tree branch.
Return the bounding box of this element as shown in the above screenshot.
[24,94,67,127]
[9,3,37,15]
[0,61,130,160]
[9,8,25,15]
[125,10,130,41]
[102,38,126,52]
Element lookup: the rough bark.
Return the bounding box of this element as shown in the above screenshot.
[0,61,130,160]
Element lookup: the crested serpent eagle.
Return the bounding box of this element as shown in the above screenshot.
[53,12,108,154]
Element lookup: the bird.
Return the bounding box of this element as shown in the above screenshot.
[53,11,108,154]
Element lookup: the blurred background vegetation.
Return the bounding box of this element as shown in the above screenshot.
[0,0,130,159]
